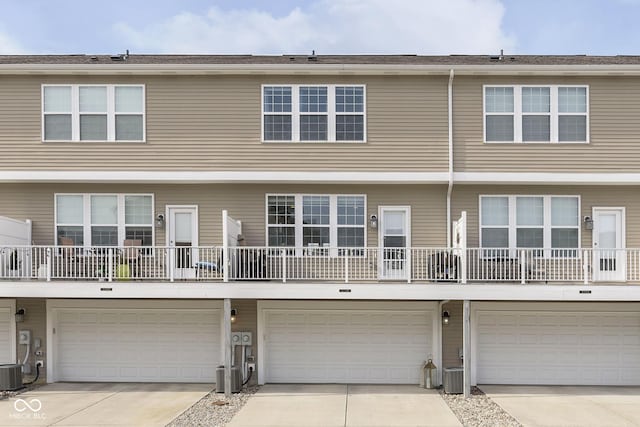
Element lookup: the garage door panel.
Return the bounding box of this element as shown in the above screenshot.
[476,309,640,385]
[56,307,220,383]
[0,307,13,364]
[264,308,432,384]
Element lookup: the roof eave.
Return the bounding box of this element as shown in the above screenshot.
[1,63,640,76]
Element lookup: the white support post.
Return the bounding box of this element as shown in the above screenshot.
[406,248,412,284]
[223,298,232,398]
[222,210,229,283]
[463,300,471,398]
[108,248,113,282]
[46,248,51,282]
[169,247,175,282]
[583,249,589,284]
[281,249,287,283]
[520,250,526,284]
[344,253,349,283]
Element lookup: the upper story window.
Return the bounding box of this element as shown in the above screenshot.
[43,84,145,142]
[266,194,366,254]
[55,193,153,247]
[480,195,580,256]
[484,85,588,143]
[262,85,366,142]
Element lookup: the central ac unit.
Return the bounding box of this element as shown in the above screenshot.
[0,364,23,391]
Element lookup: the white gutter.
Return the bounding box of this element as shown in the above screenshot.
[5,63,640,76]
[446,69,455,247]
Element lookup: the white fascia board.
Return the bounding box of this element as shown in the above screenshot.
[454,172,640,185]
[0,171,449,184]
[3,282,640,301]
[5,63,640,76]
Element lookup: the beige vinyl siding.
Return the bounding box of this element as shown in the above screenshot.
[454,76,640,172]
[442,300,463,369]
[231,299,258,385]
[0,183,447,247]
[452,185,640,248]
[0,75,447,172]
[15,298,46,383]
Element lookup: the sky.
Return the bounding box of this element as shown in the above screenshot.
[0,0,637,56]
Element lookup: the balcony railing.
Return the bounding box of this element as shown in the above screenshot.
[0,245,636,284]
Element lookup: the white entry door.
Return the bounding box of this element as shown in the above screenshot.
[379,207,411,280]
[593,208,625,281]
[167,206,199,279]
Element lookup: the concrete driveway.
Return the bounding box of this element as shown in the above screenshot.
[0,383,212,426]
[227,384,461,427]
[483,385,640,427]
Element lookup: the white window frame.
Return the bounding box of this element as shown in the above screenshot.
[261,84,367,143]
[479,195,581,257]
[265,193,367,254]
[42,84,146,142]
[54,193,154,247]
[483,84,589,144]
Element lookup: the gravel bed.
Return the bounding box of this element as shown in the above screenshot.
[440,386,521,427]
[1,383,41,401]
[167,386,259,427]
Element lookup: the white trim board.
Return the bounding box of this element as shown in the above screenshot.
[454,172,640,185]
[0,171,449,184]
[6,63,640,76]
[7,171,640,185]
[6,282,640,301]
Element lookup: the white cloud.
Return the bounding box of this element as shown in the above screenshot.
[115,0,515,55]
[0,30,25,54]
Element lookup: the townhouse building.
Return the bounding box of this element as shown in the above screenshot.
[0,54,639,393]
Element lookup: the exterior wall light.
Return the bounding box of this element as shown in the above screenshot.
[15,308,25,323]
[583,216,593,230]
[230,309,237,323]
[155,213,165,228]
[442,310,450,326]
[369,214,378,229]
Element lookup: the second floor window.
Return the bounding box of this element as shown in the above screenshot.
[43,84,145,142]
[262,85,366,142]
[484,85,588,143]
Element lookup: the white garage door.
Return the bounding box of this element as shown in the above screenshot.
[475,303,640,386]
[0,300,15,364]
[261,302,435,384]
[52,301,221,382]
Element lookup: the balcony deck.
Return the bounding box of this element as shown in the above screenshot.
[0,246,637,285]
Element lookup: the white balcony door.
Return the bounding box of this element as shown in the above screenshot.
[593,207,625,281]
[379,206,411,280]
[167,205,198,279]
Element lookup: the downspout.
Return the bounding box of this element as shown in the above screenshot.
[446,69,455,247]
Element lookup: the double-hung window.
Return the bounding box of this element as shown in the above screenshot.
[480,195,580,257]
[267,194,366,254]
[262,84,366,142]
[56,194,153,247]
[484,85,588,143]
[43,84,145,142]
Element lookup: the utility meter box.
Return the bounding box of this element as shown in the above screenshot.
[241,332,252,346]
